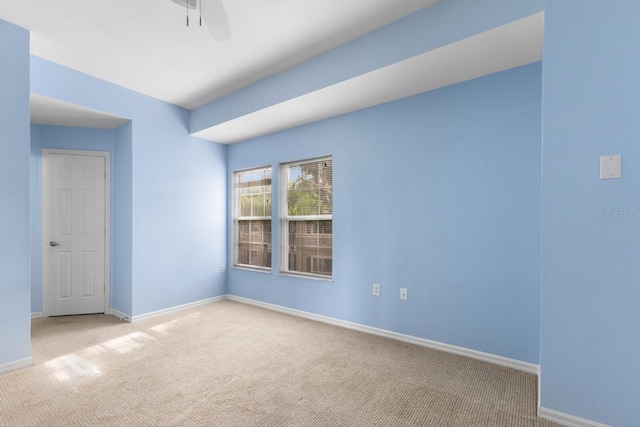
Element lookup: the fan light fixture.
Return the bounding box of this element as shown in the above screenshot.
[171,0,230,41]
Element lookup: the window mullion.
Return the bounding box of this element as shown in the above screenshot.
[285,215,332,222]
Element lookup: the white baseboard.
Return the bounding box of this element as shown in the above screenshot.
[226,295,539,375]
[538,407,610,427]
[0,357,34,375]
[31,312,43,319]
[130,295,227,323]
[109,308,130,322]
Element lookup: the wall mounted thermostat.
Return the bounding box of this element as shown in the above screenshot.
[600,155,621,179]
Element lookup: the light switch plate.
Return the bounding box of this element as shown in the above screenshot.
[600,155,621,179]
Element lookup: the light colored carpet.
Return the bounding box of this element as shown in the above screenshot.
[0,300,560,426]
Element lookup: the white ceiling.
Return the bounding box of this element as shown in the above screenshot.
[1,1,543,142]
[194,13,544,143]
[30,93,130,129]
[1,0,439,109]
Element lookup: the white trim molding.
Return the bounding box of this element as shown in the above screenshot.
[0,357,34,375]
[130,296,227,323]
[109,308,131,322]
[538,407,611,427]
[226,295,539,375]
[31,312,43,320]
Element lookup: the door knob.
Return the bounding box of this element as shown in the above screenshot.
[49,241,60,247]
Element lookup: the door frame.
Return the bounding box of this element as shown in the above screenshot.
[42,148,111,317]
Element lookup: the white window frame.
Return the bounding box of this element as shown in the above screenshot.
[232,165,272,271]
[279,156,333,280]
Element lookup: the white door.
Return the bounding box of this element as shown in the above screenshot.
[43,150,110,316]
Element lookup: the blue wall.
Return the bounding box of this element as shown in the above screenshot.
[227,63,542,364]
[0,20,31,366]
[29,58,228,317]
[113,122,134,315]
[30,124,118,314]
[540,1,640,425]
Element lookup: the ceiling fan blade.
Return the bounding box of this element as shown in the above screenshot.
[201,0,231,41]
[171,0,197,9]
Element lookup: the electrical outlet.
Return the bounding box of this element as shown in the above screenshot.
[400,288,408,300]
[373,283,381,297]
[219,265,225,274]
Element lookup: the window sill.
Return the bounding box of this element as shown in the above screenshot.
[278,272,333,282]
[233,265,272,274]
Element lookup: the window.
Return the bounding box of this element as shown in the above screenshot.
[280,157,332,278]
[233,166,272,270]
